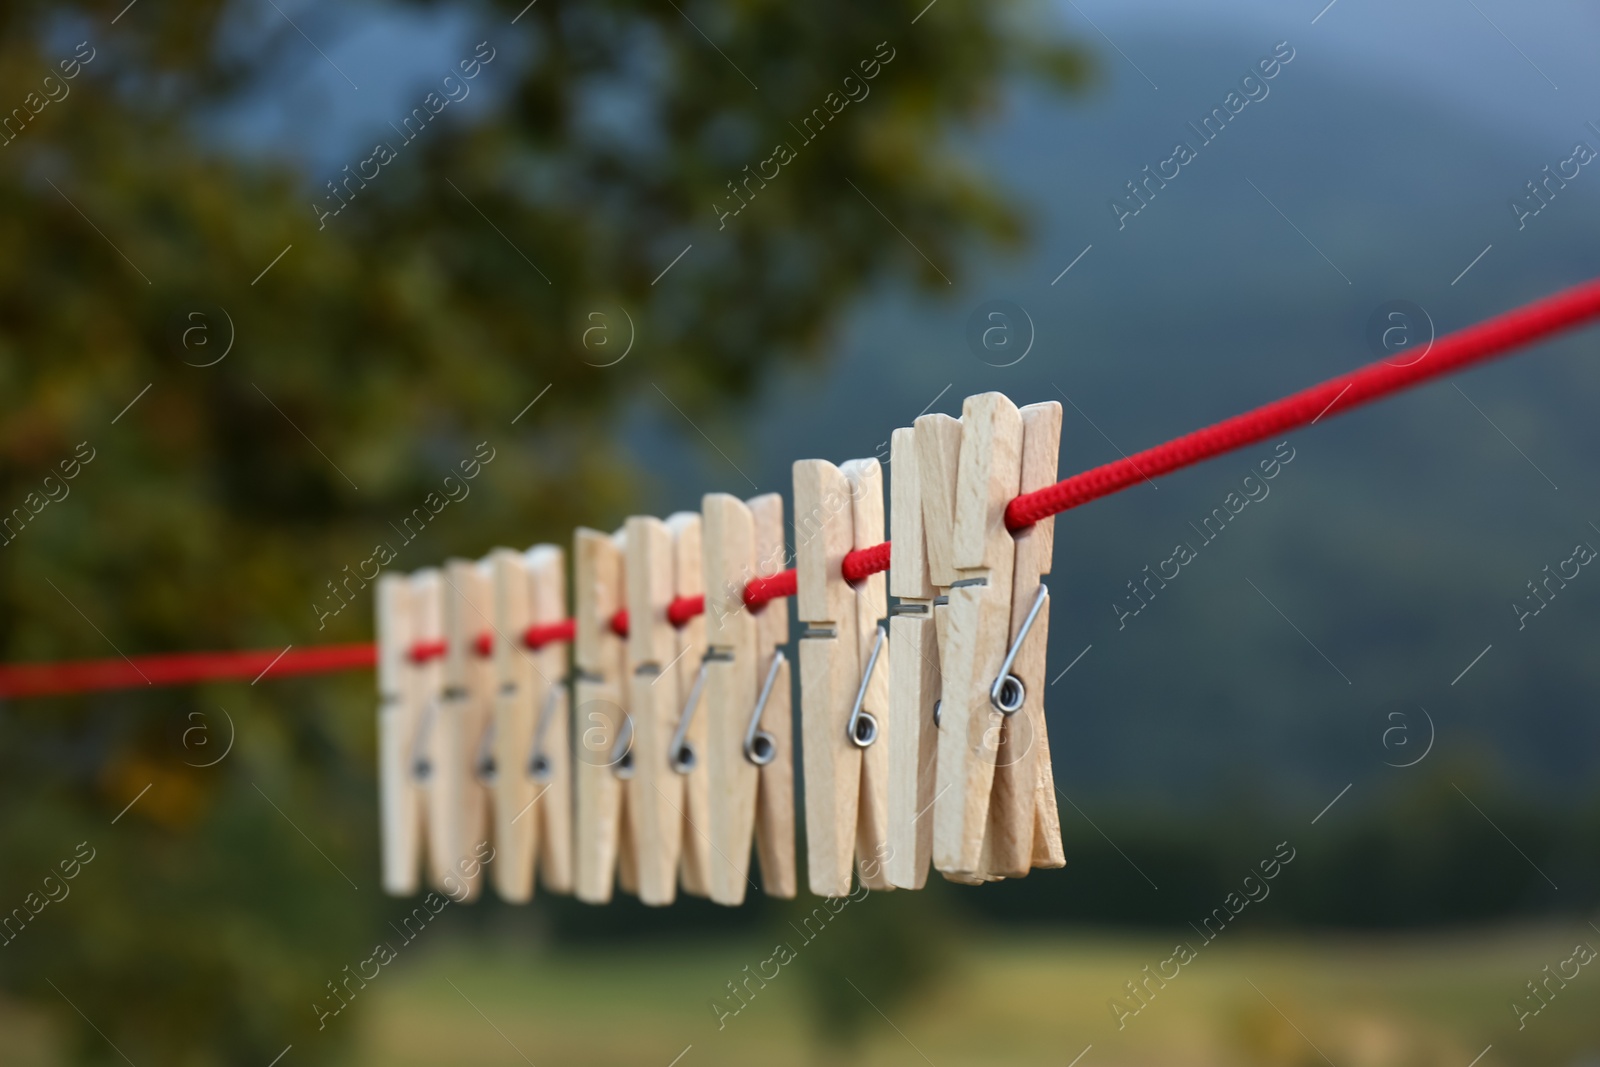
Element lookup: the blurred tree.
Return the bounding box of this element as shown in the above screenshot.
[0,0,1089,1062]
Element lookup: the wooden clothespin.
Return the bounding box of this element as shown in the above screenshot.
[432,558,494,900]
[984,402,1066,877]
[885,426,941,890]
[377,570,423,895]
[911,411,990,885]
[702,492,797,905]
[485,548,533,901]
[621,514,690,906]
[932,395,1066,881]
[484,545,578,901]
[523,545,574,894]
[573,527,634,904]
[665,511,714,898]
[794,459,893,898]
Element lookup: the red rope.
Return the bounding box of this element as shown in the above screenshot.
[668,594,705,627]
[744,569,797,611]
[1004,275,1600,529]
[8,276,1600,698]
[0,643,377,699]
[525,619,576,650]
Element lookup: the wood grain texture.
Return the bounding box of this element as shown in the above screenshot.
[701,494,759,905]
[933,393,1022,878]
[749,493,796,899]
[914,413,963,589]
[667,511,713,899]
[888,425,942,890]
[984,402,1063,877]
[841,458,892,891]
[793,460,854,628]
[525,545,574,894]
[889,426,934,601]
[624,516,682,906]
[794,459,861,898]
[887,612,938,890]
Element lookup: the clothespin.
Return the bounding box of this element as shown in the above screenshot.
[983,401,1066,877]
[702,492,797,905]
[665,511,714,898]
[572,527,633,904]
[485,545,579,901]
[484,548,532,901]
[523,544,574,894]
[885,426,941,890]
[932,395,1066,880]
[621,514,688,906]
[432,558,494,900]
[794,459,893,898]
[911,411,989,885]
[377,570,423,895]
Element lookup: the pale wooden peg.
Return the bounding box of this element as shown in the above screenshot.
[377,571,422,896]
[841,459,893,892]
[795,458,893,898]
[748,493,796,899]
[406,569,443,889]
[886,427,939,890]
[702,493,759,905]
[524,545,574,894]
[982,402,1067,878]
[703,492,799,905]
[573,527,629,904]
[487,547,535,902]
[932,393,1023,879]
[610,527,640,901]
[914,412,989,886]
[433,558,494,901]
[623,515,683,906]
[666,511,713,899]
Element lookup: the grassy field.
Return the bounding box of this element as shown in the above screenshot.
[5,925,1599,1065]
[353,924,1599,1067]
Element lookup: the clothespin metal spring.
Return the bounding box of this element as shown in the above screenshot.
[669,656,713,774]
[743,650,785,766]
[847,625,886,749]
[989,583,1048,716]
[526,685,562,782]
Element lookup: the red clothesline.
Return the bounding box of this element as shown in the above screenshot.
[7,275,1600,698]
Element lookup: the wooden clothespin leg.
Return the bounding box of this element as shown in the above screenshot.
[623,515,686,906]
[886,427,940,890]
[934,395,1068,881]
[703,492,797,905]
[433,558,494,900]
[487,548,535,902]
[525,545,574,894]
[795,459,893,898]
[982,402,1066,877]
[377,572,422,896]
[911,412,990,885]
[666,512,713,898]
[748,494,796,898]
[573,528,632,904]
[404,570,444,890]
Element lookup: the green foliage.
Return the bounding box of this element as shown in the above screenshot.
[0,1,1086,1062]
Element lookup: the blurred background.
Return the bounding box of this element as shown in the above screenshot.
[3,0,1600,1063]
